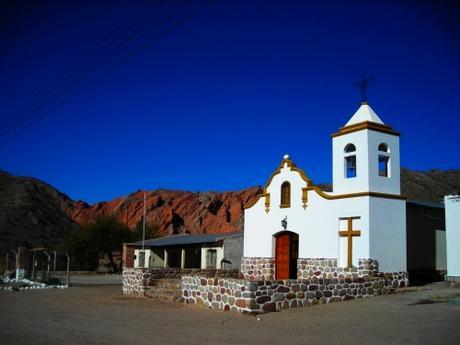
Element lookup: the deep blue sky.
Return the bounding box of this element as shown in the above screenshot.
[1,0,459,204]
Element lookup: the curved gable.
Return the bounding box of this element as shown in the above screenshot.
[244,155,405,211]
[244,155,313,211]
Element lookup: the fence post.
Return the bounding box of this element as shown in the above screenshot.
[65,253,71,286]
[31,252,36,281]
[53,250,57,273]
[44,251,51,281]
[14,247,20,282]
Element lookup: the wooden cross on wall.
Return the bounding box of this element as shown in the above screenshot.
[339,217,361,268]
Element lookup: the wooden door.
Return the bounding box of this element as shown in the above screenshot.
[276,233,290,280]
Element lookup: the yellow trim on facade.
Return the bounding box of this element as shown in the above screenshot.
[243,156,406,210]
[243,157,313,210]
[265,193,270,213]
[305,186,406,200]
[302,187,308,208]
[331,121,400,138]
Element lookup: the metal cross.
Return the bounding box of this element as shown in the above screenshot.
[353,69,373,103]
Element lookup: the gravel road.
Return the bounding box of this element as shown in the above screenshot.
[1,282,459,345]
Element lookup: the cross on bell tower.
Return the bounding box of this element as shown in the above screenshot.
[353,69,373,104]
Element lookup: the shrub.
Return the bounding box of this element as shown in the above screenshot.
[42,277,62,286]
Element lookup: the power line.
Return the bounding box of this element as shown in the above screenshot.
[0,0,179,135]
[1,0,185,136]
[0,0,157,130]
[1,0,213,146]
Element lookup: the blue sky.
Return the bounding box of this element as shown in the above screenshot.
[0,0,459,203]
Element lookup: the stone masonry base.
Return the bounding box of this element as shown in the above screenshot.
[122,268,239,296]
[122,260,408,314]
[240,257,275,281]
[240,257,381,281]
[181,272,408,314]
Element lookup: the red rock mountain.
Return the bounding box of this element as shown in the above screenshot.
[2,168,459,249]
[67,188,262,236]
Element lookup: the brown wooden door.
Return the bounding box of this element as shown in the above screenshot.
[276,233,290,280]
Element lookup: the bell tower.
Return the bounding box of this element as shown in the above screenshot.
[331,102,401,195]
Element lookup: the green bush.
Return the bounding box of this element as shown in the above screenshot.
[10,282,29,291]
[42,277,62,285]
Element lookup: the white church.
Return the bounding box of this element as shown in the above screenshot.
[242,102,407,280]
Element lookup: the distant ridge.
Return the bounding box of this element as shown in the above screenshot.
[0,168,459,249]
[401,168,460,202]
[0,170,79,250]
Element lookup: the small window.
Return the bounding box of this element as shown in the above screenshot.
[206,249,217,268]
[344,144,356,153]
[280,181,291,207]
[378,155,389,177]
[138,251,145,268]
[378,143,389,152]
[345,156,357,178]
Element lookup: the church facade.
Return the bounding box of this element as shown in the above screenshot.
[124,102,410,313]
[242,102,407,281]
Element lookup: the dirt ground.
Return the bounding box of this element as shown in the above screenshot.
[1,281,459,345]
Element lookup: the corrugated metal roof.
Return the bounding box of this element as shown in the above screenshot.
[129,231,242,247]
[407,200,444,209]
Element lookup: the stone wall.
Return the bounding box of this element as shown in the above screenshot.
[242,257,380,280]
[297,258,379,279]
[181,272,408,314]
[240,257,275,281]
[122,268,239,296]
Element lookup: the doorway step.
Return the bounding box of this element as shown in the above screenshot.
[146,279,182,301]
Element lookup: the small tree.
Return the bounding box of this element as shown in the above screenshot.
[86,215,132,273]
[132,219,161,242]
[60,230,90,257]
[60,229,97,270]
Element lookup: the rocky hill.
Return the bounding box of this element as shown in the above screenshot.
[67,188,261,236]
[1,168,459,250]
[0,170,80,251]
[401,168,460,202]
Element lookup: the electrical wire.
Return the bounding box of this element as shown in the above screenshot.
[0,0,213,146]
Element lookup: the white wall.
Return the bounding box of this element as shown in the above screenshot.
[244,160,407,273]
[332,130,369,195]
[369,198,406,272]
[244,163,371,267]
[435,230,447,270]
[134,249,154,268]
[332,130,400,195]
[445,195,460,278]
[367,131,401,195]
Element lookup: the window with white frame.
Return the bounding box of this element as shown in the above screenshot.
[206,249,217,268]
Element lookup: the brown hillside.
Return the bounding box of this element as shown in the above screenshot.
[1,168,459,250]
[67,188,262,236]
[0,170,79,250]
[401,168,460,201]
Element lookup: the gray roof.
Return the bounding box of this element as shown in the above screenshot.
[407,200,444,209]
[130,231,242,247]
